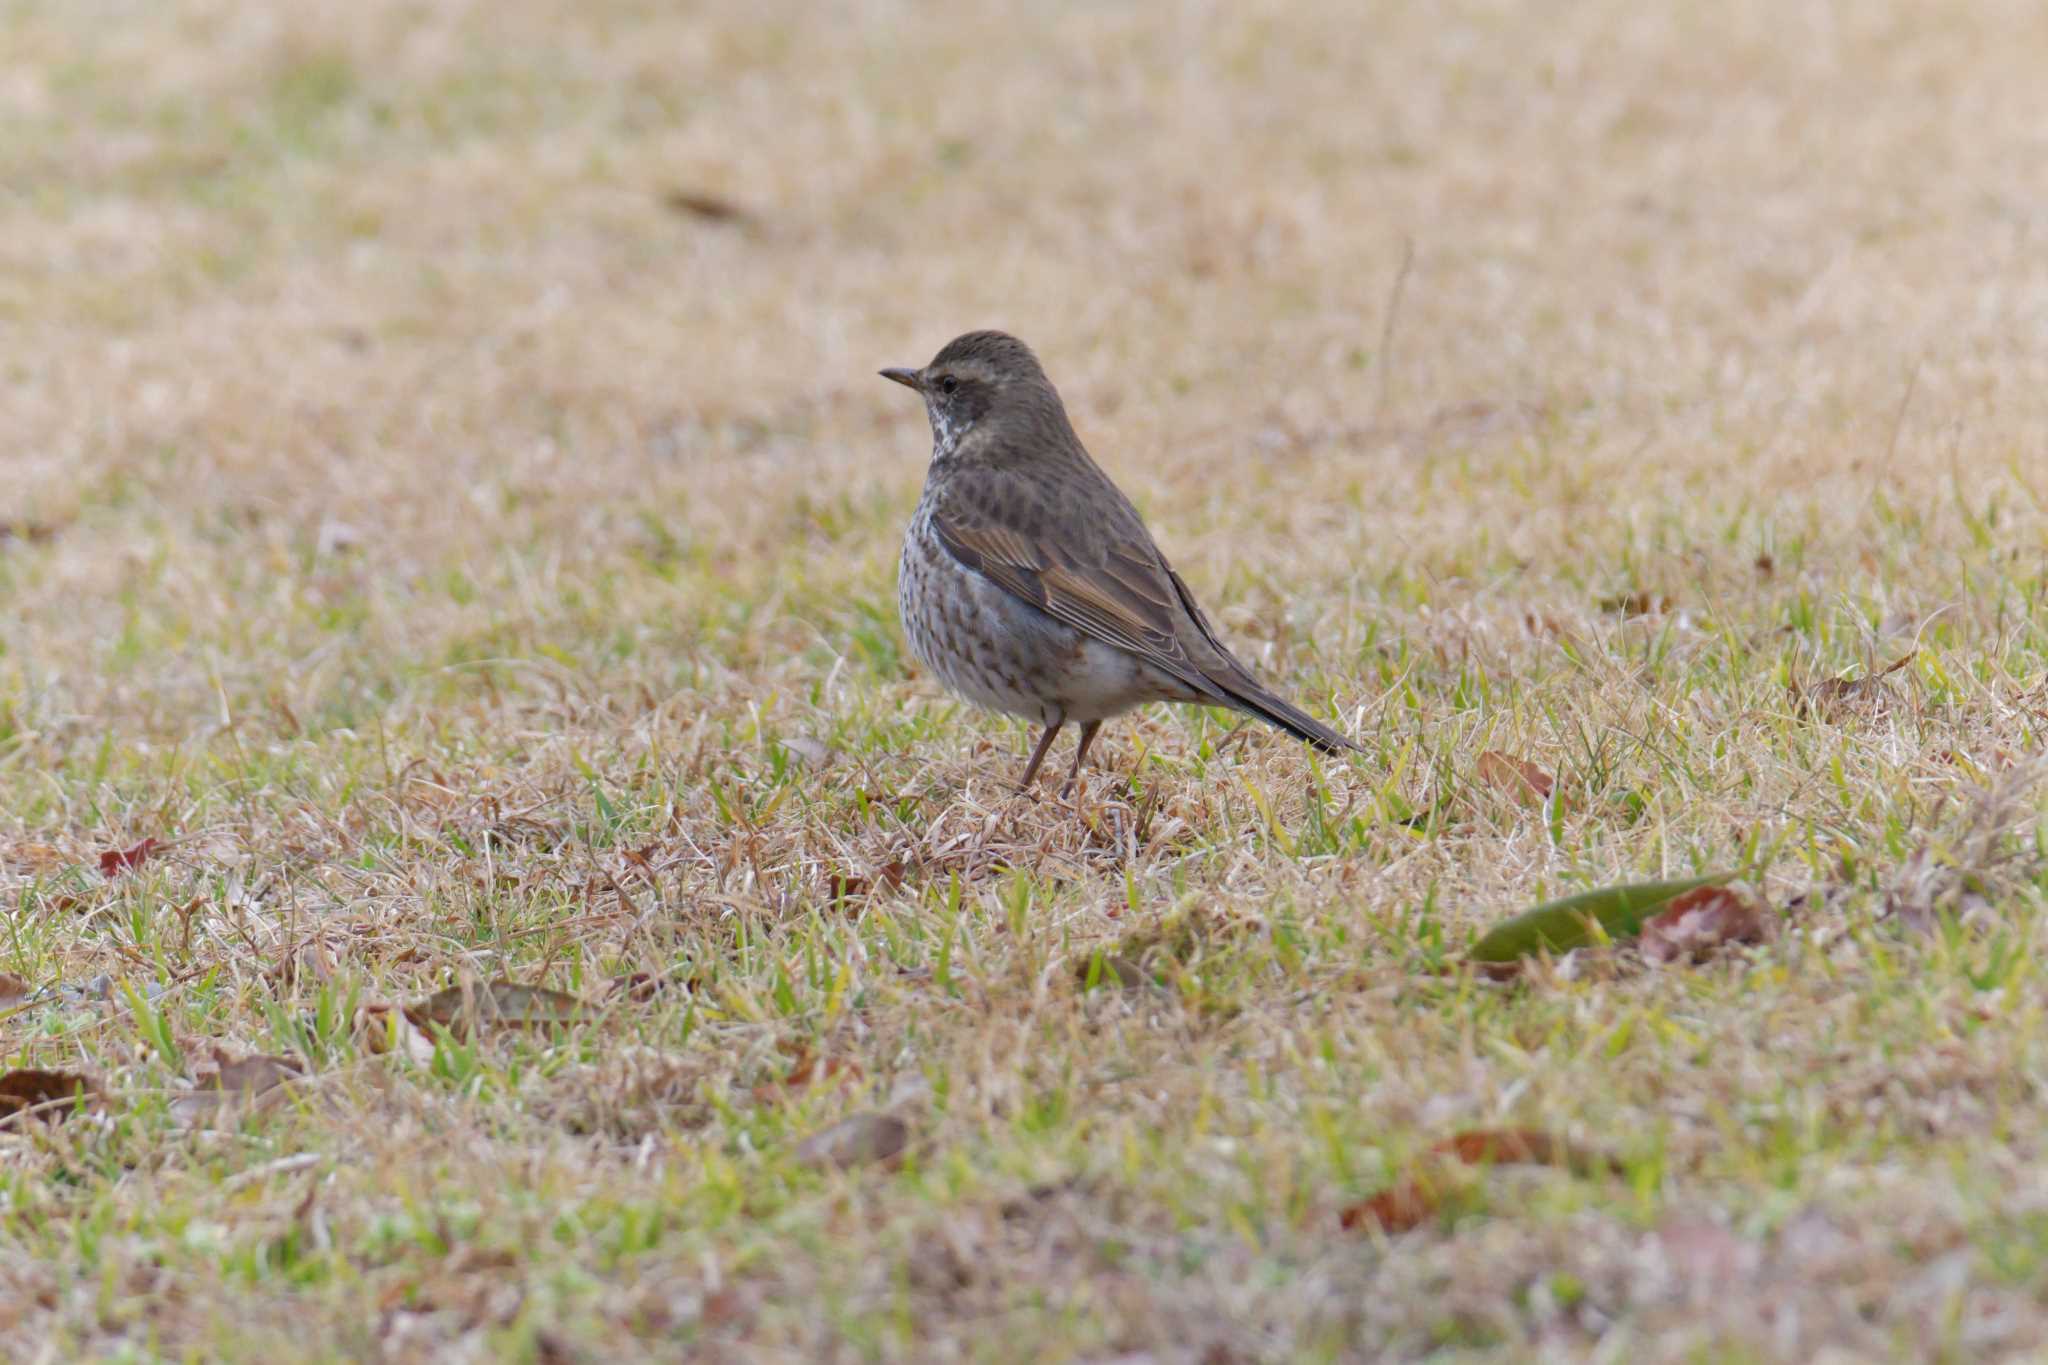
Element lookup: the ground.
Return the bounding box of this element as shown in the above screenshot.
[4,0,2048,1360]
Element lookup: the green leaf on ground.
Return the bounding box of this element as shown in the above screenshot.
[1469,871,1740,964]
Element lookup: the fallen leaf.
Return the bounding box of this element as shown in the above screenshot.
[99,838,163,878]
[6,843,68,874]
[1656,1216,1761,1293]
[661,189,750,223]
[1340,1128,1621,1233]
[0,521,60,546]
[172,1051,305,1126]
[1076,952,1153,989]
[1476,750,1557,807]
[355,1003,438,1064]
[1338,1171,1451,1233]
[778,735,831,768]
[1468,871,1738,966]
[608,968,699,1003]
[1753,553,1775,576]
[1793,651,1915,719]
[1599,590,1674,617]
[207,1051,304,1094]
[0,974,30,1010]
[795,1111,909,1170]
[827,862,904,904]
[1640,885,1770,964]
[1432,1128,1621,1175]
[406,980,585,1033]
[751,1054,864,1104]
[0,1068,96,1126]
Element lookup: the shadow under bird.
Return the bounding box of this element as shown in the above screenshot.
[882,330,1362,793]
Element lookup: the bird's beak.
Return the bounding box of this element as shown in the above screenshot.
[879,367,924,393]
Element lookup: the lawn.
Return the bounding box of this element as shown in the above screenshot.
[5,0,2048,1359]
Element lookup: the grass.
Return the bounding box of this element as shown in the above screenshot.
[5,0,2048,1358]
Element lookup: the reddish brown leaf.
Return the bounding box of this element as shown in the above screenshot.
[1640,885,1770,964]
[0,1068,96,1126]
[99,838,163,878]
[751,1054,864,1105]
[1432,1128,1621,1174]
[827,861,904,905]
[1476,750,1557,807]
[1339,1174,1446,1233]
[1341,1129,1621,1234]
[0,974,30,1010]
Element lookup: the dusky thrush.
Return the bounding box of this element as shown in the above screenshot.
[882,330,1361,793]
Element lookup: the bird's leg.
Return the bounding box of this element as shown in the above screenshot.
[1017,713,1065,792]
[1059,720,1103,798]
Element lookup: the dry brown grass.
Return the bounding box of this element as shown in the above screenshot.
[5,0,2048,1359]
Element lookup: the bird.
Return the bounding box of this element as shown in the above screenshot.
[881,329,1361,794]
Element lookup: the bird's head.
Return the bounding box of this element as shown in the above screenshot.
[880,330,1056,455]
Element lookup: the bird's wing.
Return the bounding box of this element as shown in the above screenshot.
[927,471,1363,754]
[926,482,1233,707]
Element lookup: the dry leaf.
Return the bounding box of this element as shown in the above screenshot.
[1640,885,1770,964]
[1339,1169,1454,1233]
[1340,1128,1620,1233]
[6,843,68,874]
[1076,952,1153,989]
[779,735,831,768]
[99,837,163,878]
[1793,651,1915,719]
[0,521,60,546]
[608,968,699,1003]
[1476,750,1556,807]
[795,1111,909,1170]
[0,974,30,1010]
[173,1051,305,1126]
[751,1053,864,1105]
[1431,1128,1621,1174]
[0,1068,97,1126]
[355,1003,438,1065]
[661,190,750,223]
[827,861,904,904]
[406,980,585,1033]
[1599,590,1674,617]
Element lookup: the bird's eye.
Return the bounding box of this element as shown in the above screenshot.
[937,375,959,395]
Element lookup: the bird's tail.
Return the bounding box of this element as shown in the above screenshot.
[1219,677,1364,754]
[1164,569,1363,755]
